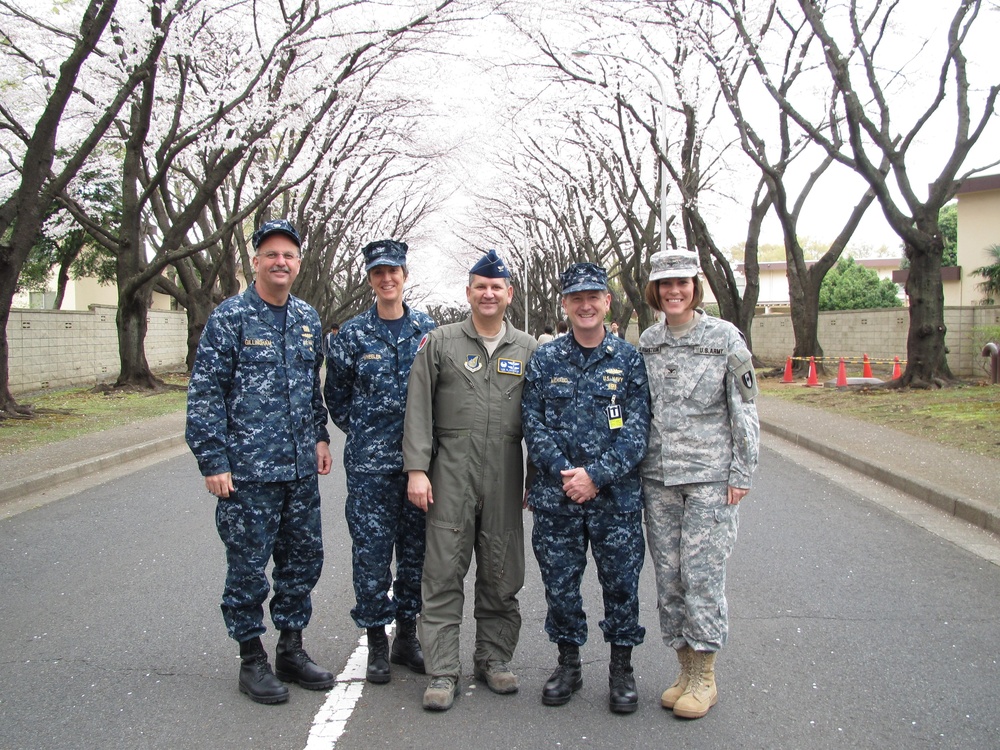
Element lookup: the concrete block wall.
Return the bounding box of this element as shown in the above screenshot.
[749,306,1000,378]
[9,305,187,395]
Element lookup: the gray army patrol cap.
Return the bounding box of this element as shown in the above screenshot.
[648,250,700,281]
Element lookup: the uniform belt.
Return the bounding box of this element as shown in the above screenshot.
[434,429,522,443]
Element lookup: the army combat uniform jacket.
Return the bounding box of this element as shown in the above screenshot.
[522,332,650,514]
[325,302,436,474]
[186,283,329,482]
[639,313,759,488]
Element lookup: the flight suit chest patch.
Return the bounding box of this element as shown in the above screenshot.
[498,358,523,376]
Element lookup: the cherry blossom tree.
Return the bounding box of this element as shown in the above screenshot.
[0,0,183,414]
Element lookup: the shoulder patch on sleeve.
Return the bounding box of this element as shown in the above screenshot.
[416,332,430,353]
[728,348,759,402]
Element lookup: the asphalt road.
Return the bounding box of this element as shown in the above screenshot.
[1,432,999,750]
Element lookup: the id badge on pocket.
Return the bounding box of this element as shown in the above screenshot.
[606,401,623,430]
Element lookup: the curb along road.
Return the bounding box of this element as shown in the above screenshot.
[0,434,187,506]
[759,420,1000,535]
[2,413,998,539]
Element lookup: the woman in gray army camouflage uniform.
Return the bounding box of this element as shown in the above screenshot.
[639,249,760,720]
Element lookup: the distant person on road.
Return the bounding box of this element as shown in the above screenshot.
[186,219,334,705]
[403,249,538,711]
[610,321,620,337]
[639,249,759,720]
[521,263,650,713]
[537,325,555,345]
[322,322,340,358]
[324,239,436,685]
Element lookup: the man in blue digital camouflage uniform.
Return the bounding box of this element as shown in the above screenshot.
[186,219,334,705]
[325,239,436,684]
[521,262,650,714]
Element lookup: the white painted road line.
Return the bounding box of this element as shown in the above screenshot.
[303,632,371,750]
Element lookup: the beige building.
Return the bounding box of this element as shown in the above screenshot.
[13,274,175,311]
[725,257,904,314]
[954,173,1000,305]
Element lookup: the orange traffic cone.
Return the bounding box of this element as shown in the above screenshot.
[892,356,902,379]
[782,356,794,384]
[862,353,873,378]
[836,357,848,387]
[806,356,821,387]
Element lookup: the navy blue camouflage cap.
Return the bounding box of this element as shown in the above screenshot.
[648,249,700,281]
[470,249,510,279]
[560,262,608,295]
[363,239,408,271]
[252,219,301,250]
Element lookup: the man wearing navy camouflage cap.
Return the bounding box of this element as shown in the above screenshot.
[403,248,538,710]
[187,218,334,704]
[325,239,436,685]
[521,262,650,713]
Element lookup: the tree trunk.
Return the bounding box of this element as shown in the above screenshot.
[183,287,214,372]
[0,297,29,415]
[0,214,46,416]
[115,280,161,389]
[53,258,72,310]
[902,238,953,386]
[788,266,824,375]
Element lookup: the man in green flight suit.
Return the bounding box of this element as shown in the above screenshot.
[403,249,539,711]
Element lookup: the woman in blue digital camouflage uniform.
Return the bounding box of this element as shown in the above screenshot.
[325,239,436,684]
[639,249,760,720]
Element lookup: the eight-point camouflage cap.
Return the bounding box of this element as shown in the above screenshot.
[252,219,301,250]
[560,262,609,295]
[363,239,408,271]
[648,250,700,281]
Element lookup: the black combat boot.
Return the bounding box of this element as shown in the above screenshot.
[390,619,426,674]
[608,644,638,714]
[238,637,289,705]
[275,630,335,690]
[366,627,391,684]
[542,642,583,706]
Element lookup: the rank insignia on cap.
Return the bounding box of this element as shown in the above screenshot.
[465,355,483,372]
[469,249,511,279]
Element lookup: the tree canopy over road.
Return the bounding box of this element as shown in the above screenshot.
[2,0,997,414]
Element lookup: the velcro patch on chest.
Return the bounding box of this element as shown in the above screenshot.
[497,358,523,376]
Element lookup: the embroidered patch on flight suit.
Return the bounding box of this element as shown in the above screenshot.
[465,355,483,372]
[497,358,523,376]
[416,333,430,352]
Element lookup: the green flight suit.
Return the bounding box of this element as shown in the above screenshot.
[402,317,538,679]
